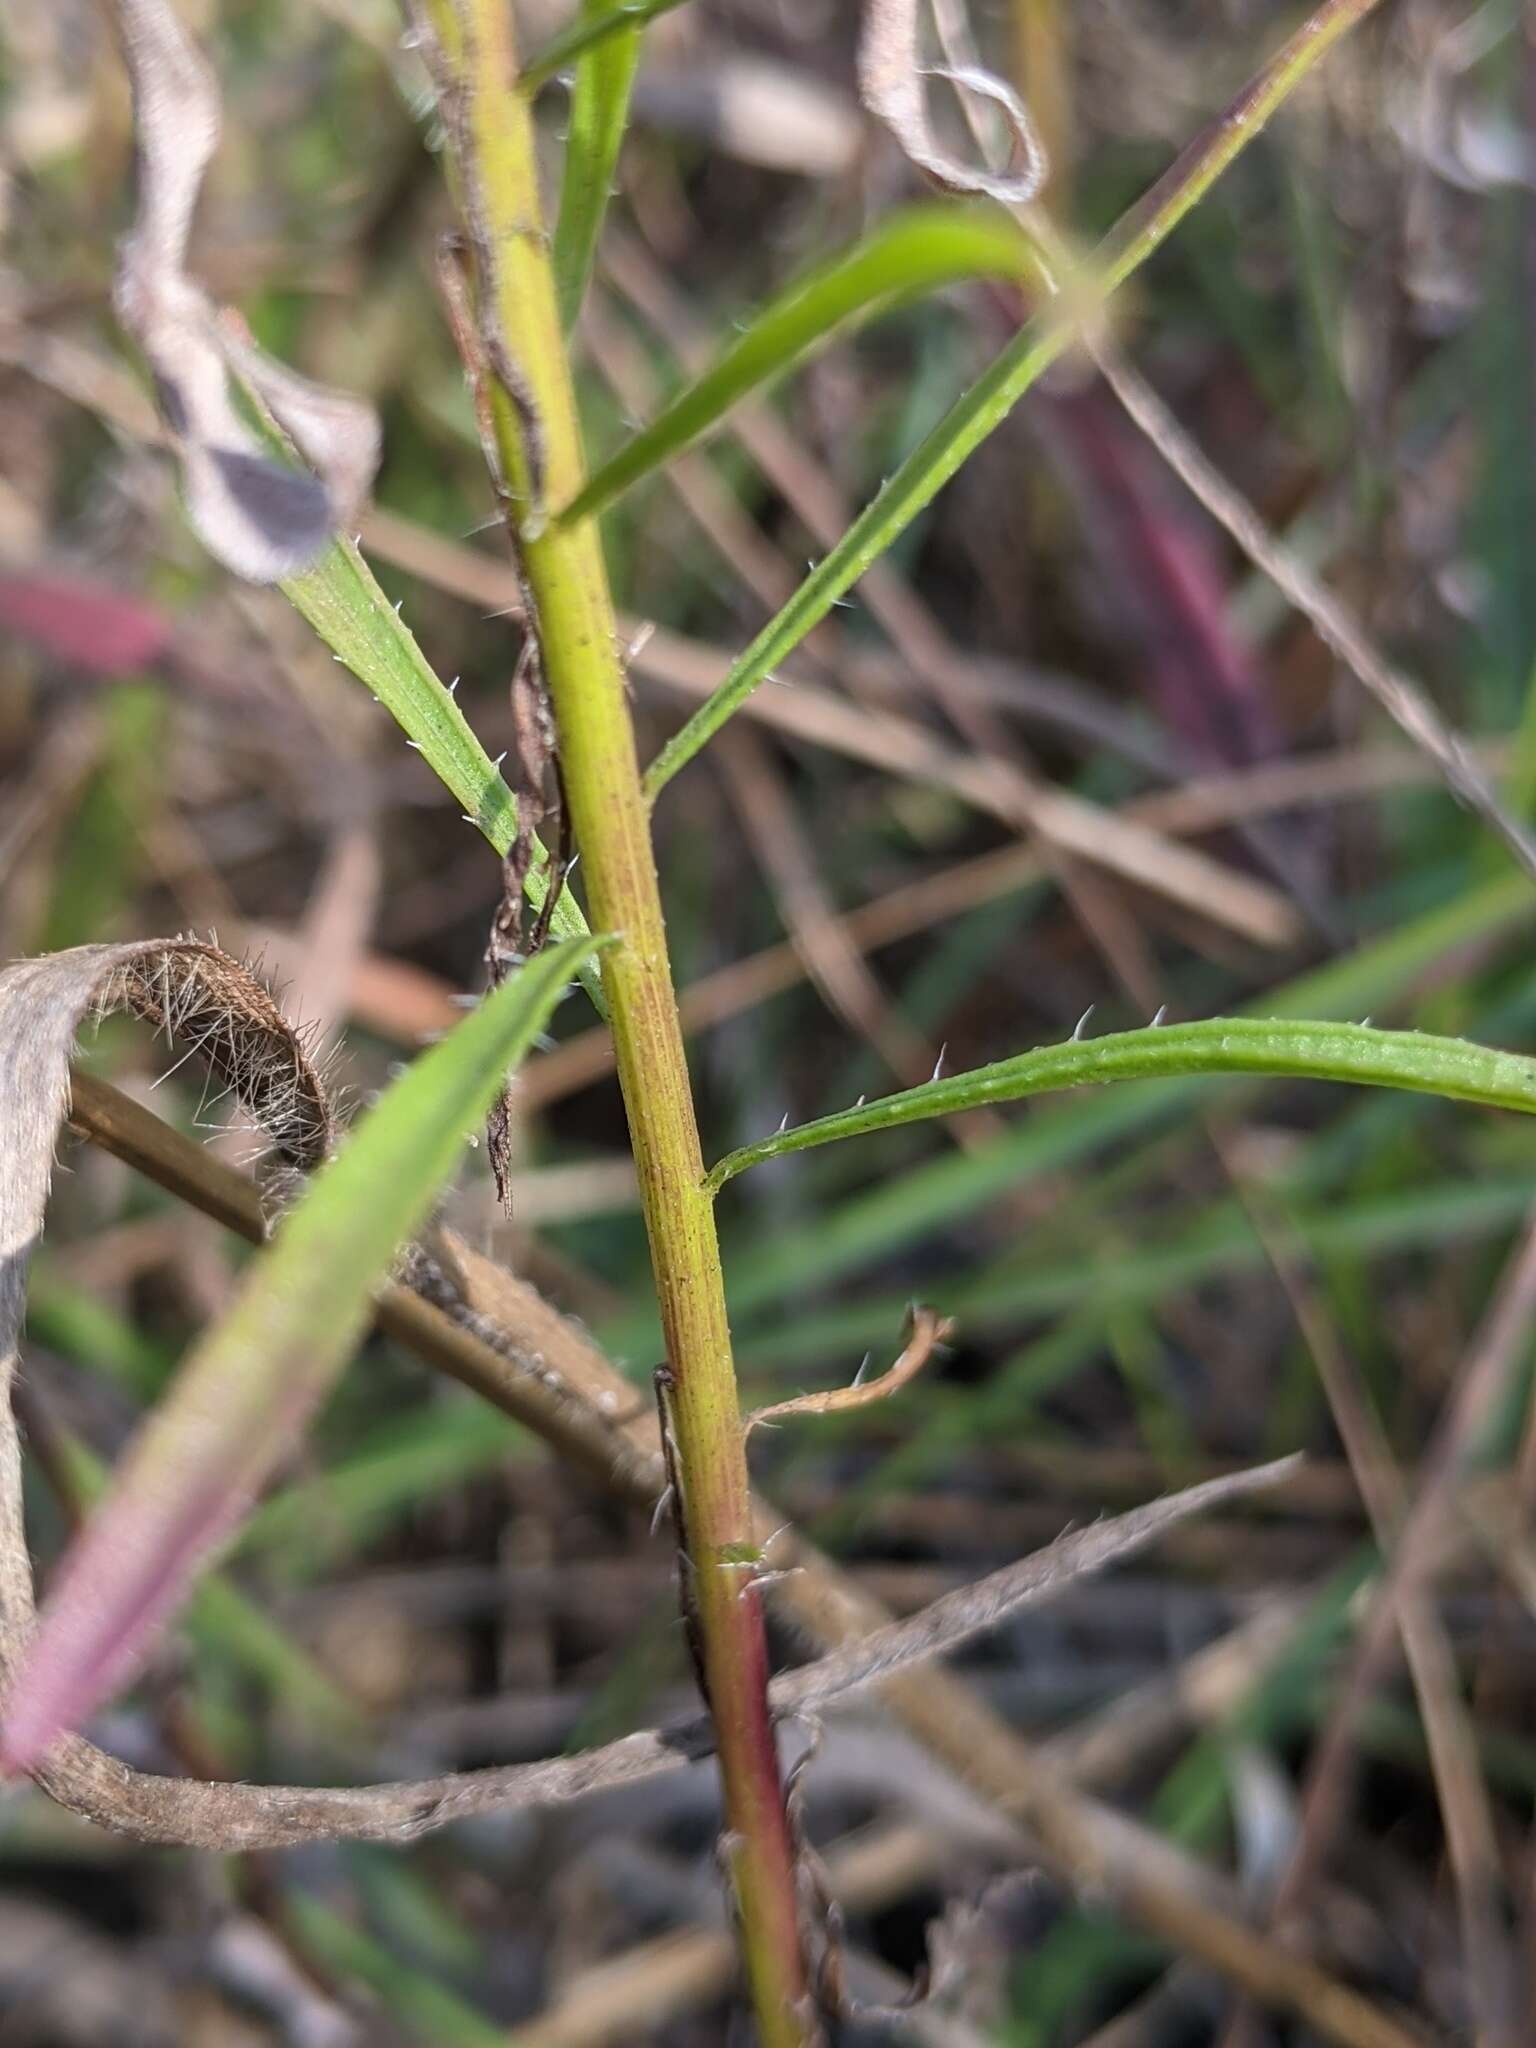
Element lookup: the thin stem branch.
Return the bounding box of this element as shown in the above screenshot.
[416,2,816,2037]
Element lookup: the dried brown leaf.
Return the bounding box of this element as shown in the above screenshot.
[111,0,379,581]
[770,1457,1303,1716]
[745,1306,953,1439]
[858,0,1047,203]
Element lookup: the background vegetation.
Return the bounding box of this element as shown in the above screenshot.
[3,0,1535,2041]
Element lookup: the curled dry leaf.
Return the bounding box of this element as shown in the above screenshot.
[111,0,379,581]
[745,1305,953,1438]
[858,0,1047,204]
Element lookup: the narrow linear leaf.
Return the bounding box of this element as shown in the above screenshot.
[559,205,1039,524]
[520,0,689,96]
[642,0,1382,800]
[284,540,516,847]
[595,872,1536,1361]
[951,1173,1536,1335]
[553,0,644,333]
[283,540,606,1017]
[93,168,590,1006]
[706,1017,1536,1191]
[1,933,607,1773]
[215,252,598,1003]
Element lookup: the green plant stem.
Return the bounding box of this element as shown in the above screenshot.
[519,0,690,95]
[641,0,1384,801]
[421,3,816,2039]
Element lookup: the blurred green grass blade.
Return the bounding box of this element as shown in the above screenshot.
[354,1854,486,1975]
[1152,1564,1368,1839]
[185,1574,364,1739]
[1008,1916,1163,2044]
[859,1115,1536,1494]
[640,0,1381,799]
[26,1277,174,1401]
[559,206,1038,524]
[283,1893,507,2048]
[1,933,608,1772]
[1106,1296,1198,1466]
[41,681,164,952]
[952,1164,1536,1333]
[733,1168,1536,1375]
[1000,1563,1367,2035]
[238,1403,527,1565]
[1506,646,1536,824]
[521,0,689,95]
[707,1017,1536,1190]
[553,0,643,333]
[727,1011,1536,1381]
[283,539,606,1017]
